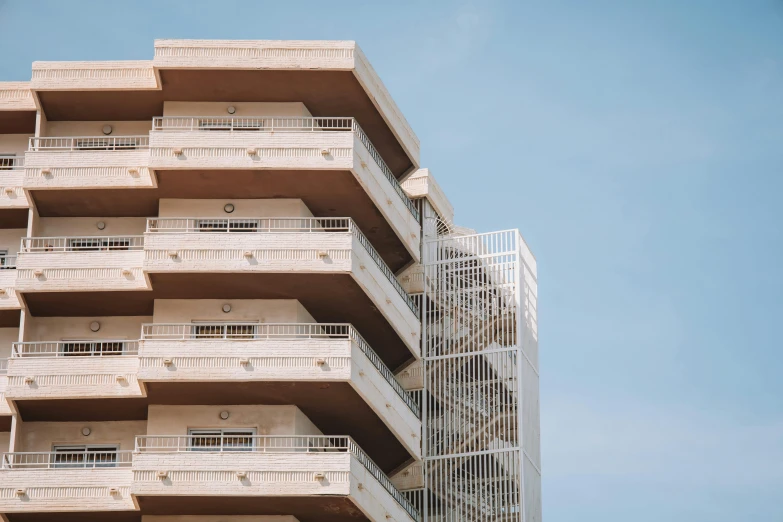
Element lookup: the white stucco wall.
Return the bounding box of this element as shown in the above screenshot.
[0,327,19,358]
[36,217,147,237]
[157,198,313,218]
[151,299,315,324]
[162,101,312,118]
[0,134,30,156]
[23,316,150,342]
[17,420,147,452]
[44,120,152,137]
[0,228,25,256]
[145,405,322,436]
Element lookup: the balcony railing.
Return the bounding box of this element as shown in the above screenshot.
[146,217,418,315]
[151,116,419,222]
[12,340,140,357]
[135,435,420,522]
[140,322,419,417]
[20,236,145,253]
[146,216,349,233]
[28,136,150,151]
[153,116,354,133]
[0,155,24,169]
[2,450,133,469]
[0,255,16,269]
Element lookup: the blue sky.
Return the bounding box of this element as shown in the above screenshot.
[1,1,782,520]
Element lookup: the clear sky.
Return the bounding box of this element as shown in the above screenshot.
[1,1,782,520]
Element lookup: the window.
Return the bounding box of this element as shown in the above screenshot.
[198,118,265,131]
[190,322,258,339]
[67,238,131,252]
[52,445,119,468]
[188,429,256,451]
[0,154,15,170]
[68,238,103,251]
[74,138,139,151]
[0,250,11,270]
[60,340,126,356]
[196,219,260,232]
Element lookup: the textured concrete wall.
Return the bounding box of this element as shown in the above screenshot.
[7,356,143,400]
[131,451,350,497]
[0,468,135,512]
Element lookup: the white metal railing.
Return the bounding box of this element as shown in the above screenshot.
[151,116,419,222]
[135,435,420,522]
[153,116,354,132]
[20,236,144,253]
[28,136,150,151]
[0,255,16,269]
[2,450,133,469]
[0,155,24,169]
[140,322,419,417]
[146,217,350,233]
[145,217,417,315]
[12,340,139,357]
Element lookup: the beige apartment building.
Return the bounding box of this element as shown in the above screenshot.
[0,40,540,522]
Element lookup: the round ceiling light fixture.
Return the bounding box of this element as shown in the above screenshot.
[89,321,101,332]
[227,106,236,115]
[96,221,106,230]
[81,427,92,436]
[102,125,113,135]
[222,304,232,313]
[224,203,235,214]
[219,410,230,420]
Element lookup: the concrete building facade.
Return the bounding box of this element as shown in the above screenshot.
[0,40,540,522]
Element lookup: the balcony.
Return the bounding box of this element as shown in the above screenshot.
[15,235,149,293]
[0,155,29,209]
[0,358,10,418]
[0,449,135,513]
[0,81,36,135]
[0,254,20,310]
[6,340,143,403]
[149,116,420,260]
[132,435,420,522]
[143,217,420,365]
[24,135,155,190]
[137,322,421,461]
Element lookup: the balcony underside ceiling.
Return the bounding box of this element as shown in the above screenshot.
[22,273,414,371]
[30,169,412,272]
[0,309,21,327]
[0,110,36,134]
[138,496,370,522]
[0,208,30,229]
[15,381,412,473]
[36,69,413,176]
[6,514,141,522]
